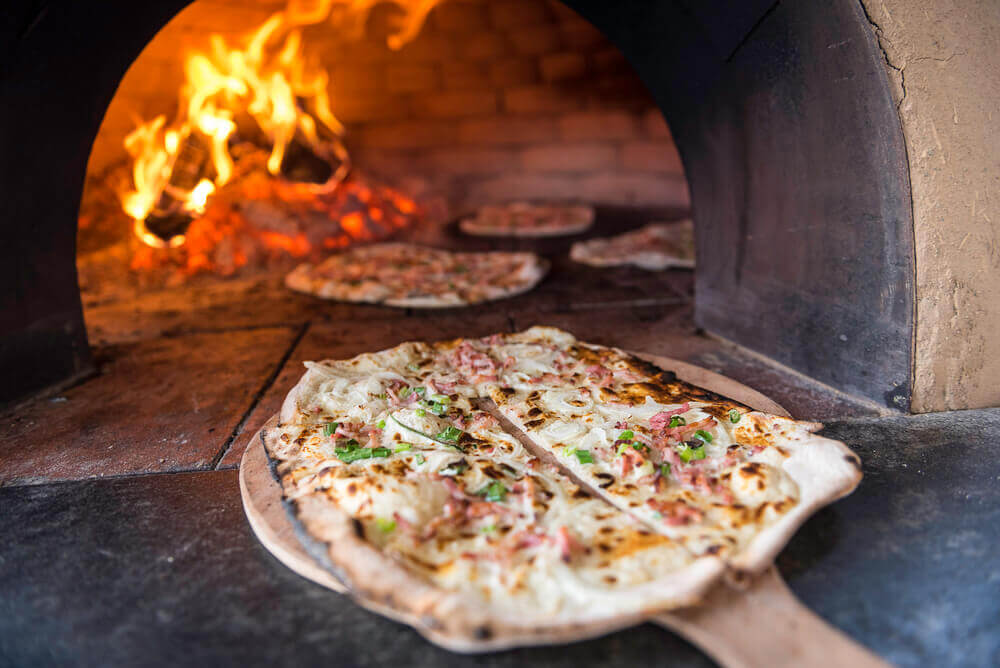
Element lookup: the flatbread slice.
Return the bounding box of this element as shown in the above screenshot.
[265,344,724,651]
[570,220,695,270]
[472,327,862,570]
[285,242,548,307]
[459,202,594,238]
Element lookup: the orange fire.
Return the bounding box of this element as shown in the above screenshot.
[120,0,441,249]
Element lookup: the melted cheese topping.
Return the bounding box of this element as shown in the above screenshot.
[268,326,807,623]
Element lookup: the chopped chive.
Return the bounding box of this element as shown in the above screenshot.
[661,462,671,478]
[480,524,496,533]
[694,429,713,443]
[415,408,426,417]
[574,449,594,464]
[335,445,391,463]
[480,481,508,503]
[377,419,386,429]
[414,386,426,396]
[375,517,396,533]
[440,461,467,476]
[618,429,634,441]
[617,442,631,456]
[632,442,648,452]
[415,453,425,465]
[407,363,420,372]
[375,393,387,399]
[394,443,413,453]
[430,394,450,404]
[729,409,742,423]
[668,416,686,428]
[323,422,339,437]
[676,441,706,463]
[435,426,463,444]
[389,414,465,450]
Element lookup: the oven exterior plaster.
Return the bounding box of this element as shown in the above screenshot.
[862,0,1000,411]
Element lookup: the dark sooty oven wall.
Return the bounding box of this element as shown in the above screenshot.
[567,0,914,409]
[0,0,914,410]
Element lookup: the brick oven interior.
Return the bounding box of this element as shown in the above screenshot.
[1,1,998,666]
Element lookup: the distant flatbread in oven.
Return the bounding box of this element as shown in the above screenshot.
[570,220,695,270]
[285,242,548,308]
[459,202,594,238]
[262,327,862,651]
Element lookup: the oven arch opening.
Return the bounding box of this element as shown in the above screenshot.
[3,0,919,412]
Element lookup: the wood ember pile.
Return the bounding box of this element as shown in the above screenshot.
[78,143,421,294]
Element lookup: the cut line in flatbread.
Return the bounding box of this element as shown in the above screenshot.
[570,220,695,270]
[285,242,548,308]
[459,202,594,238]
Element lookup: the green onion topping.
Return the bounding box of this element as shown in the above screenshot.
[377,419,386,429]
[480,524,496,533]
[399,387,412,399]
[729,409,742,423]
[375,517,396,533]
[394,443,413,453]
[414,386,426,396]
[415,453,425,465]
[415,408,426,417]
[676,441,706,463]
[439,461,467,477]
[668,416,686,428]
[618,429,634,441]
[323,422,339,437]
[430,394,451,404]
[480,481,508,503]
[407,363,420,372]
[694,429,714,443]
[574,449,595,464]
[335,441,392,463]
[661,462,671,477]
[435,426,463,444]
[389,414,464,450]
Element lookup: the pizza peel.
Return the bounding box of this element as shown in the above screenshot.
[240,353,888,667]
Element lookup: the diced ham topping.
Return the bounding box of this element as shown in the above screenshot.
[528,373,561,384]
[333,421,363,439]
[555,526,583,563]
[585,364,614,388]
[618,447,645,476]
[647,499,704,526]
[470,412,499,430]
[649,403,690,431]
[449,342,499,383]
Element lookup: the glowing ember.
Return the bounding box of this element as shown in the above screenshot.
[119,0,442,250]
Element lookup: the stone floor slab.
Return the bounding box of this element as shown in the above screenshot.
[0,327,298,486]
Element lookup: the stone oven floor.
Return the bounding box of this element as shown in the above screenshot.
[2,212,998,666]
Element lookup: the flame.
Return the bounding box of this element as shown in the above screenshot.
[120,0,442,247]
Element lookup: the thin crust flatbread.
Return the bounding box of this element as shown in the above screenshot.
[570,220,695,270]
[285,243,548,307]
[459,202,594,238]
[263,327,862,651]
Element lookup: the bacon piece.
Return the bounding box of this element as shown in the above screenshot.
[585,364,614,388]
[470,412,499,431]
[555,526,583,563]
[649,403,690,431]
[449,341,499,383]
[333,421,363,439]
[528,372,561,384]
[647,499,704,526]
[618,447,645,476]
[612,368,643,383]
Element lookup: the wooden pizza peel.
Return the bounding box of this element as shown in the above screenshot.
[240,353,888,667]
